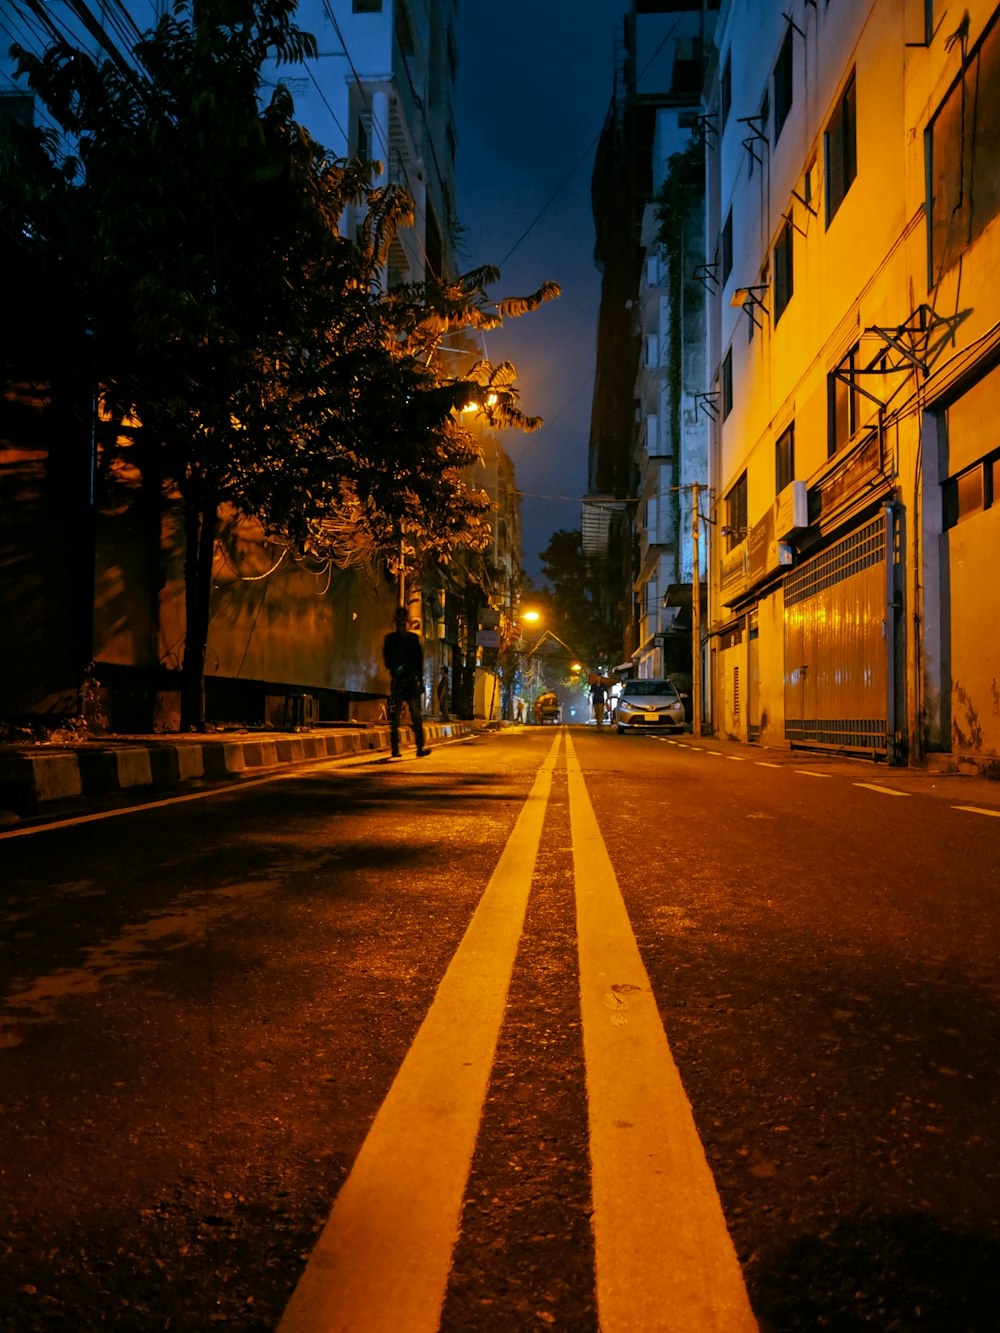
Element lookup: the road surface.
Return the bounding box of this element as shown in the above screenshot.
[3,726,999,1330]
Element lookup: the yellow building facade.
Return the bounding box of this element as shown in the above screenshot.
[704,0,1000,772]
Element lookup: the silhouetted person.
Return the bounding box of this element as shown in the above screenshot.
[383,607,429,758]
[590,676,607,727]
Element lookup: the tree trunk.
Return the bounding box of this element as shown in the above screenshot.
[180,493,218,732]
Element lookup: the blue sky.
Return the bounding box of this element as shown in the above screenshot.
[453,3,629,582]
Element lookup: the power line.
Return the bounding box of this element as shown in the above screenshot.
[495,14,685,270]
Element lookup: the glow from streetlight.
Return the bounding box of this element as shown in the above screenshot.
[521,609,541,623]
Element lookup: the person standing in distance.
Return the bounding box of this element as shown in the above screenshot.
[589,674,607,727]
[383,607,429,758]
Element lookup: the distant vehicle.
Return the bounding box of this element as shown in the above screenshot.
[615,678,687,734]
[533,692,561,724]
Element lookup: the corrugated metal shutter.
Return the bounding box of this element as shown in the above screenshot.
[783,514,888,753]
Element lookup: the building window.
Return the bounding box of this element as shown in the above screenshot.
[725,472,748,551]
[775,422,795,493]
[825,70,857,225]
[827,346,859,456]
[722,348,733,419]
[928,15,1000,281]
[721,52,732,127]
[721,209,733,283]
[774,28,793,142]
[773,220,793,323]
[352,0,382,11]
[943,450,1000,527]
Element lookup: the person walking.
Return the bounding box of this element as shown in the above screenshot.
[382,607,429,758]
[436,666,451,722]
[589,674,607,727]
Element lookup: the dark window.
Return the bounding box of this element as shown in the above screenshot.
[725,472,748,550]
[722,348,733,419]
[943,448,1000,527]
[352,0,382,10]
[721,52,732,127]
[827,345,859,456]
[356,115,369,159]
[825,70,857,225]
[928,14,1000,281]
[944,464,985,526]
[774,28,793,142]
[774,220,793,323]
[775,422,795,492]
[721,209,733,282]
[672,37,704,95]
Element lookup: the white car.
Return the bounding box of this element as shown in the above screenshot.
[615,679,687,734]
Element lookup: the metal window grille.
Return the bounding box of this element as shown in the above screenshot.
[784,516,885,606]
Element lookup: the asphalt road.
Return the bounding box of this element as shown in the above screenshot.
[2,727,1000,1331]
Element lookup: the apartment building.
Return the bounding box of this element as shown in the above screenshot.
[703,0,1000,770]
[589,0,717,679]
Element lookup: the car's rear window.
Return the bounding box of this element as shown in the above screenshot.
[623,681,677,698]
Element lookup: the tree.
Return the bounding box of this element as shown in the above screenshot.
[539,528,623,672]
[7,0,557,728]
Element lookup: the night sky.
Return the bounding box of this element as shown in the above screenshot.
[453,3,629,583]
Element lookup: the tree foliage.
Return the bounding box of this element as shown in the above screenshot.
[539,528,623,672]
[4,0,558,727]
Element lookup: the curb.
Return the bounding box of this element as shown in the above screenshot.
[0,722,474,824]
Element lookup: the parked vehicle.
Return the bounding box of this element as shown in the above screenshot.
[615,678,687,734]
[533,692,561,724]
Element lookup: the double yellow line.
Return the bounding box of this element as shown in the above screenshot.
[279,732,756,1333]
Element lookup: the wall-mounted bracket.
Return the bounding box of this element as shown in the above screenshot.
[692,262,719,295]
[731,283,770,330]
[782,207,809,238]
[694,392,720,421]
[832,303,970,406]
[783,11,806,38]
[737,114,768,144]
[791,187,817,217]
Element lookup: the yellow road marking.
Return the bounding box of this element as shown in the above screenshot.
[277,734,562,1333]
[795,769,829,778]
[854,783,909,797]
[565,733,758,1332]
[953,804,1000,818]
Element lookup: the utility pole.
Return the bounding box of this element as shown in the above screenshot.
[691,482,702,737]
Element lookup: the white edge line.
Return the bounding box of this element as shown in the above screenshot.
[853,782,909,797]
[794,769,830,778]
[953,804,1000,818]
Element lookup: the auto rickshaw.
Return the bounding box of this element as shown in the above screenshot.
[533,692,561,724]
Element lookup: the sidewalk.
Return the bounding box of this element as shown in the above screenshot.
[0,720,476,829]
